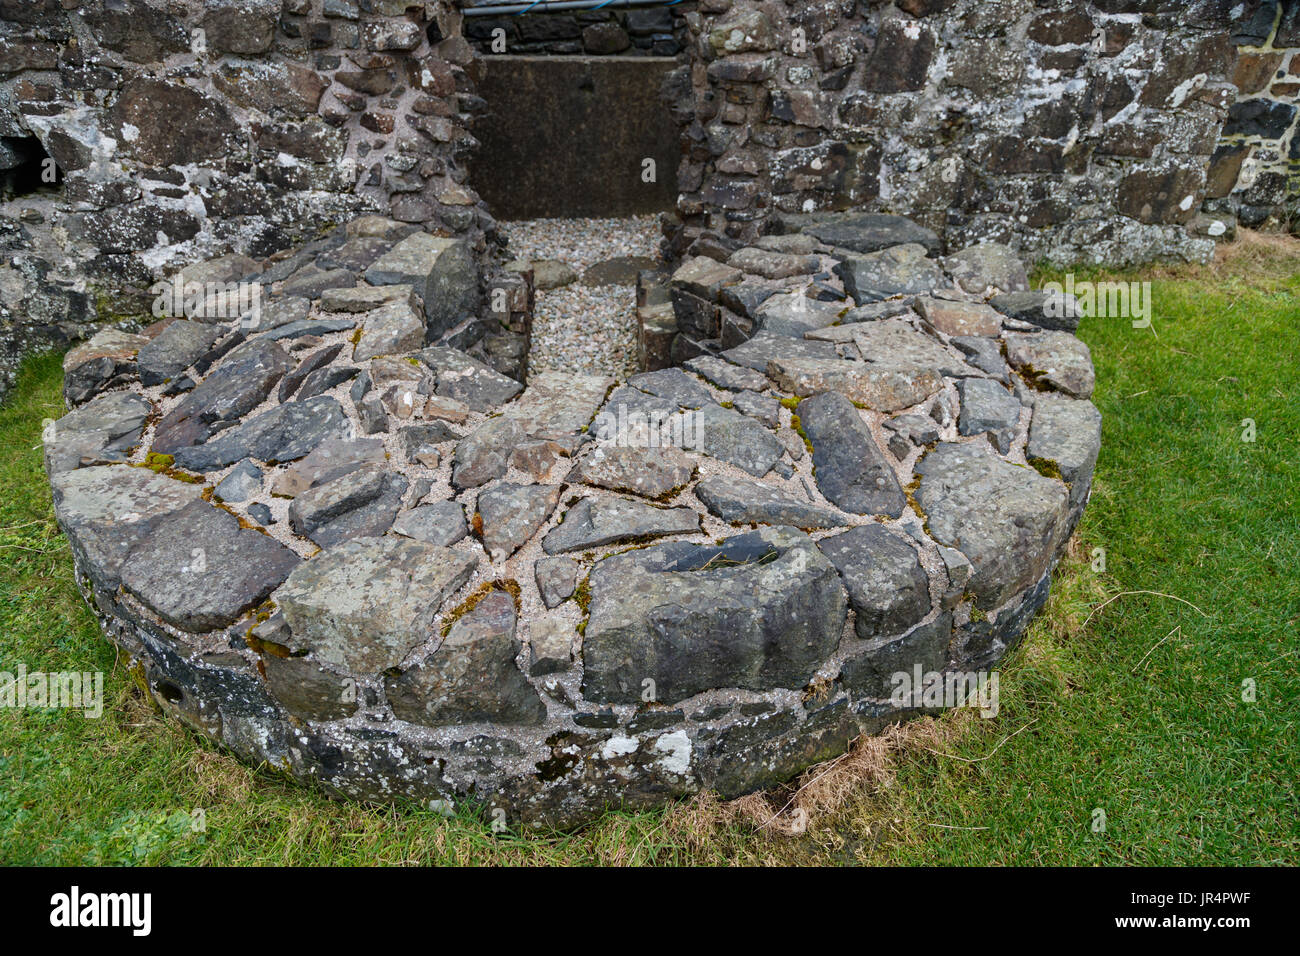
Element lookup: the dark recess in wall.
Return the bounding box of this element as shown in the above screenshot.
[471,55,679,220]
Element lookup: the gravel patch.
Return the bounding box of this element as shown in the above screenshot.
[502,215,662,379]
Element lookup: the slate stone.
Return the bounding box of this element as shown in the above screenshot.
[1026,395,1102,509]
[581,255,658,287]
[452,417,527,489]
[50,465,203,591]
[852,319,971,378]
[753,291,844,337]
[720,330,837,372]
[418,346,523,411]
[566,444,696,498]
[354,300,425,361]
[1004,331,1096,399]
[271,437,385,497]
[914,296,1002,337]
[627,367,715,409]
[172,396,349,472]
[279,344,344,402]
[684,355,770,392]
[691,402,782,477]
[366,233,478,338]
[944,243,1030,295]
[731,390,780,427]
[839,613,954,699]
[582,527,847,704]
[282,265,356,299]
[247,503,273,525]
[399,422,462,463]
[120,500,300,633]
[535,555,579,608]
[44,391,152,475]
[799,213,941,256]
[504,371,614,444]
[288,464,407,548]
[798,392,905,517]
[249,296,310,332]
[256,317,357,341]
[914,441,1069,609]
[356,393,389,435]
[767,355,943,413]
[274,535,478,673]
[319,283,415,313]
[542,497,701,554]
[391,501,467,547]
[817,525,931,639]
[951,335,1011,382]
[528,618,575,676]
[728,247,820,280]
[695,474,844,529]
[477,482,561,560]
[991,290,1081,332]
[297,364,358,400]
[261,654,359,721]
[957,378,1021,453]
[213,459,263,503]
[137,321,223,386]
[153,338,293,453]
[385,591,545,727]
[835,243,946,303]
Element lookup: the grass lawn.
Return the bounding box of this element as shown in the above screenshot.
[1,234,1296,866]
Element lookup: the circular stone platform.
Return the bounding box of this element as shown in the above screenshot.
[46,214,1100,828]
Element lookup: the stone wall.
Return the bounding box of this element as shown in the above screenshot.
[662,0,1249,266]
[1207,0,1300,231]
[0,0,495,398]
[463,3,691,57]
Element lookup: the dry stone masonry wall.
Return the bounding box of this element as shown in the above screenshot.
[48,212,1100,826]
[663,0,1293,265]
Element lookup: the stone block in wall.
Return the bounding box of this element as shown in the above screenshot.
[1223,99,1299,138]
[202,0,280,55]
[83,1,190,63]
[707,6,777,56]
[107,79,237,167]
[1232,52,1286,95]
[1205,143,1250,199]
[1117,164,1206,225]
[861,19,935,93]
[213,61,328,116]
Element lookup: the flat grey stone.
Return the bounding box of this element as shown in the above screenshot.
[385,591,545,727]
[566,444,696,498]
[945,243,1029,295]
[530,258,578,289]
[172,396,349,472]
[731,390,780,427]
[153,338,293,453]
[44,391,152,475]
[288,464,407,548]
[582,527,847,704]
[1027,395,1102,509]
[952,335,1011,382]
[256,317,357,341]
[528,618,575,676]
[768,355,943,414]
[581,255,658,287]
[391,501,467,547]
[274,535,478,673]
[477,482,561,560]
[835,243,946,304]
[282,265,356,299]
[797,212,941,256]
[213,459,263,503]
[504,371,613,443]
[798,392,905,517]
[50,465,203,591]
[120,499,299,633]
[720,330,836,373]
[1004,331,1095,399]
[627,367,715,409]
[319,283,415,313]
[839,613,953,699]
[271,437,385,497]
[957,378,1022,454]
[695,474,844,529]
[991,290,1081,332]
[297,364,358,400]
[817,525,931,639]
[728,247,820,280]
[248,296,310,332]
[542,497,701,554]
[753,291,844,337]
[137,320,223,386]
[279,344,345,402]
[691,402,782,477]
[452,417,527,490]
[418,346,523,411]
[851,319,971,377]
[684,355,770,392]
[535,555,579,609]
[354,299,425,361]
[914,441,1069,609]
[398,422,462,463]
